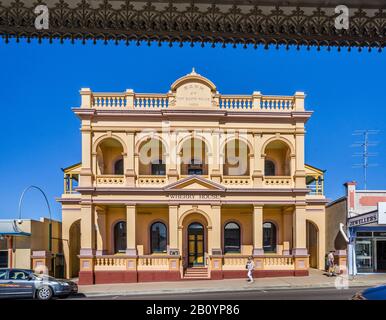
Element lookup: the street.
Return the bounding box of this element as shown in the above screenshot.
[68,287,363,300]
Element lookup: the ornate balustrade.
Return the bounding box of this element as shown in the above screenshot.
[92,93,129,109]
[260,96,294,111]
[134,94,169,109]
[263,256,295,270]
[137,175,167,187]
[137,255,172,271]
[94,256,127,271]
[93,255,180,271]
[219,95,253,110]
[220,255,295,271]
[82,90,303,112]
[222,176,251,187]
[263,176,293,187]
[95,175,125,185]
[222,256,249,270]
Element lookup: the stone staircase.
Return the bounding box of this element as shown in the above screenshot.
[183,267,210,280]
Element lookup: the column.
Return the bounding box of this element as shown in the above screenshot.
[80,203,95,255]
[292,205,309,275]
[79,121,93,187]
[168,205,179,255]
[125,131,136,186]
[79,202,95,285]
[166,130,179,183]
[126,205,137,256]
[211,205,222,255]
[292,205,307,255]
[253,205,264,255]
[252,133,263,187]
[294,126,306,188]
[282,207,293,255]
[210,130,221,183]
[95,207,107,255]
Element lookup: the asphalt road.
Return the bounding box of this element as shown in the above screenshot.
[69,287,363,300]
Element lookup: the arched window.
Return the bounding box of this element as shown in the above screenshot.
[188,158,203,175]
[114,158,124,175]
[151,222,167,253]
[114,221,126,253]
[263,222,277,253]
[151,159,166,175]
[264,160,276,176]
[224,222,241,253]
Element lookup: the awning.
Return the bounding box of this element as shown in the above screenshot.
[0,220,31,236]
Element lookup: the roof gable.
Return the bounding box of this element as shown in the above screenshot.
[164,175,225,191]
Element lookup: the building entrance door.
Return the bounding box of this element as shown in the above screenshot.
[376,240,386,272]
[0,251,8,268]
[188,223,204,267]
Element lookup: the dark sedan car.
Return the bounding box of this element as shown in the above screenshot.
[352,285,386,300]
[0,268,78,300]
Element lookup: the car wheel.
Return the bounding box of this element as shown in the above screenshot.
[36,286,53,300]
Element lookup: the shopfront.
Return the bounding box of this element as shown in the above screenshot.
[349,210,386,273]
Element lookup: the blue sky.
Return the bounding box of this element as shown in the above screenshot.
[0,40,385,221]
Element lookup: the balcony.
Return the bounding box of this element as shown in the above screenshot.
[137,175,167,187]
[263,176,293,188]
[305,164,325,196]
[222,176,251,187]
[95,175,125,186]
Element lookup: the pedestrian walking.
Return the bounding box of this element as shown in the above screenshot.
[246,256,255,283]
[327,251,335,277]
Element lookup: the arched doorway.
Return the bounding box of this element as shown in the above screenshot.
[69,220,81,278]
[306,221,319,268]
[187,223,205,267]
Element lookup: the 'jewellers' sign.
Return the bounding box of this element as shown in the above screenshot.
[348,212,378,228]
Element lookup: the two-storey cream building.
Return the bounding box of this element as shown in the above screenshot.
[58,70,327,285]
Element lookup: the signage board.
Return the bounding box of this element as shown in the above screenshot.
[348,212,378,228]
[378,202,386,225]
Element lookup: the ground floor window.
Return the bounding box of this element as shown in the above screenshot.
[355,229,386,273]
[151,222,167,253]
[224,222,241,253]
[263,222,277,253]
[114,221,127,253]
[0,251,7,268]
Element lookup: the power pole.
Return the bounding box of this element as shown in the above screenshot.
[352,130,379,190]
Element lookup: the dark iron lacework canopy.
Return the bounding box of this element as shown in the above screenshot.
[0,0,385,51]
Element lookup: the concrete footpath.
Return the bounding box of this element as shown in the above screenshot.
[77,269,386,297]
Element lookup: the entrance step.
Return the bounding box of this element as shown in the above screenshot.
[183,267,210,280]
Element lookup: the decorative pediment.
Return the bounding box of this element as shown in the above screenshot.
[170,68,217,109]
[164,175,225,191]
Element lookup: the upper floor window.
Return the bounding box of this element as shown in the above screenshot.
[138,138,166,176]
[224,222,241,254]
[96,138,124,175]
[151,160,166,175]
[188,159,203,175]
[114,221,126,253]
[263,222,277,253]
[223,139,250,176]
[114,158,124,175]
[264,160,276,176]
[151,222,167,253]
[180,138,208,175]
[264,140,291,176]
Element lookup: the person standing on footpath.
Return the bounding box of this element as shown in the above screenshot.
[246,256,255,283]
